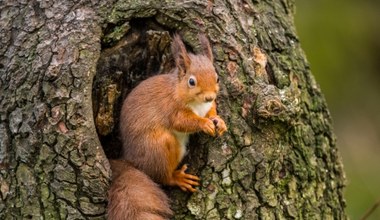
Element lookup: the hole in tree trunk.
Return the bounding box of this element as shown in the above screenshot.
[93,18,174,159]
[92,18,207,175]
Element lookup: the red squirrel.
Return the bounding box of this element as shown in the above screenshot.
[107,34,227,219]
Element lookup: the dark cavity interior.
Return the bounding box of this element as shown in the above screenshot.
[93,18,174,158]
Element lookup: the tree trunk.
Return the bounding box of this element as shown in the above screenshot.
[0,0,346,219]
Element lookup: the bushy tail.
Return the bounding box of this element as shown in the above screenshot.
[107,160,173,220]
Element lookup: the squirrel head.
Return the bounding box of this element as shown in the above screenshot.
[172,34,219,105]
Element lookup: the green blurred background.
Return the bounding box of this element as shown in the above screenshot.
[295,0,380,219]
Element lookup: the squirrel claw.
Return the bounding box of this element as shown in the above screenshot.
[202,119,216,136]
[172,165,200,192]
[210,116,227,136]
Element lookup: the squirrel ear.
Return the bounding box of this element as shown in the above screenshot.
[199,34,213,61]
[172,34,191,78]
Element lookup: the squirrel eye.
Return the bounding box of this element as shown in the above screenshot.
[188,76,196,88]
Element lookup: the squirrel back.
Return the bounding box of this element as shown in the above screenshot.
[107,160,172,220]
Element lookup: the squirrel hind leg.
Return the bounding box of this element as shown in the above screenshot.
[157,133,200,192]
[171,164,200,192]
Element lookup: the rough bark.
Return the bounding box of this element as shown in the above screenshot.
[0,0,346,219]
[0,1,111,219]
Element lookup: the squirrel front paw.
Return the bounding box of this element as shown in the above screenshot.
[201,118,216,136]
[210,116,227,136]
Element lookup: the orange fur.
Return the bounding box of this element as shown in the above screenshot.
[108,34,227,218]
[107,160,172,220]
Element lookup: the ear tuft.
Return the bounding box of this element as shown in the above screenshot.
[172,34,191,79]
[199,34,213,61]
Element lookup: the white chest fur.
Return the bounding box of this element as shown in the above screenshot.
[173,131,189,161]
[188,101,213,117]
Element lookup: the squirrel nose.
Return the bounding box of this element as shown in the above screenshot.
[205,96,215,102]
